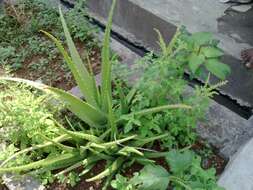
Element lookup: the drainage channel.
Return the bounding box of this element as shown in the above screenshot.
[60,0,253,120]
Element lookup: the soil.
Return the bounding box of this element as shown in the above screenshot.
[48,161,106,190]
[191,140,227,175]
[12,43,101,91]
[1,1,102,91]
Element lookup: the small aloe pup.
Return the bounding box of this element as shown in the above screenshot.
[0,0,191,188]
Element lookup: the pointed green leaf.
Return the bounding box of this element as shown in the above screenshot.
[86,157,124,182]
[41,29,98,108]
[0,77,46,90]
[205,59,231,80]
[0,152,84,174]
[101,0,116,112]
[40,8,99,108]
[0,135,70,167]
[46,87,106,128]
[191,32,213,46]
[189,53,205,74]
[201,47,223,58]
[130,104,192,117]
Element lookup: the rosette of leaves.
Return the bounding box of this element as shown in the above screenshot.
[0,0,192,188]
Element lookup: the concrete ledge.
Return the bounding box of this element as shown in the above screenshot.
[218,138,253,190]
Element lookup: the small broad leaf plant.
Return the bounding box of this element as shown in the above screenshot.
[156,27,231,80]
[111,150,225,190]
[0,0,228,189]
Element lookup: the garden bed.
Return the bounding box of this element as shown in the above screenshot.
[0,0,230,190]
[0,0,100,90]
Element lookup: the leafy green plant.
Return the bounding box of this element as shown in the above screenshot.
[156,28,231,80]
[0,83,65,170]
[111,150,224,190]
[111,27,230,148]
[0,84,62,148]
[111,174,136,190]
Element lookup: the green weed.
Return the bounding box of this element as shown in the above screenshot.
[111,150,224,190]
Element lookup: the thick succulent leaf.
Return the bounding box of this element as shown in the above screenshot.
[86,157,124,182]
[132,165,170,190]
[101,0,116,112]
[41,29,98,108]
[0,77,46,90]
[0,134,70,167]
[0,152,84,174]
[46,87,106,128]
[40,8,99,108]
[131,104,192,116]
[0,77,106,128]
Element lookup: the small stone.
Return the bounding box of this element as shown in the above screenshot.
[2,174,45,190]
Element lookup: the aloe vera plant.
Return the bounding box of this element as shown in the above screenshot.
[0,0,193,188]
